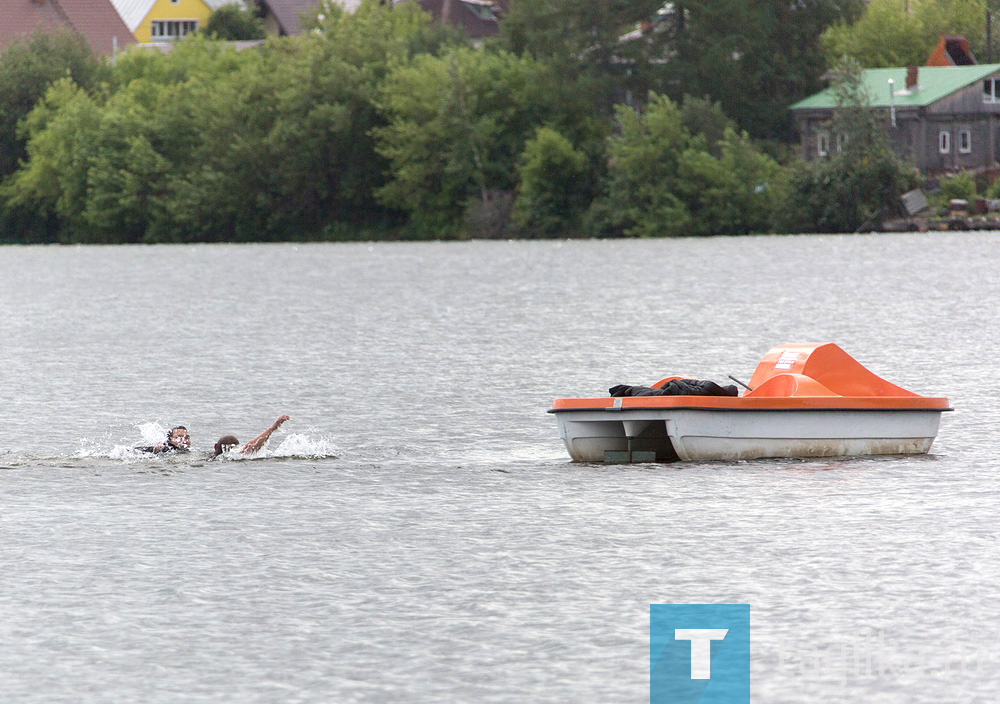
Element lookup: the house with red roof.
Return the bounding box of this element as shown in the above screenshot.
[0,0,136,55]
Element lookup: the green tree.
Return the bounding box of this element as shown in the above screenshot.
[606,94,691,237]
[0,30,106,180]
[823,0,987,68]
[111,33,248,88]
[822,0,926,67]
[153,35,388,241]
[916,0,987,58]
[305,0,460,71]
[499,0,663,117]
[679,95,737,157]
[657,0,864,139]
[676,129,788,236]
[606,93,787,237]
[374,47,568,236]
[203,3,267,40]
[0,79,104,240]
[512,127,590,237]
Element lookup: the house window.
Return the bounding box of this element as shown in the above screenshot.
[959,129,972,153]
[836,133,848,154]
[817,132,830,157]
[150,20,199,39]
[939,130,951,154]
[984,79,1000,103]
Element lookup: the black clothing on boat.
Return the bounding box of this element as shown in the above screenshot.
[609,379,739,398]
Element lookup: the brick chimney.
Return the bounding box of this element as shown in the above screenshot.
[906,65,919,90]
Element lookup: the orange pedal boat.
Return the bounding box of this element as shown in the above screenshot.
[549,343,952,463]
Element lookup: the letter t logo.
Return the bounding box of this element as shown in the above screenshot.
[674,629,729,679]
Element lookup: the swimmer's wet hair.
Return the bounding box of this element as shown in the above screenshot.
[214,434,240,456]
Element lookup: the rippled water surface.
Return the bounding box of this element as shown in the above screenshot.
[1,234,997,702]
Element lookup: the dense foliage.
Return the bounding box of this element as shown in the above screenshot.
[606,94,787,237]
[0,30,107,180]
[823,0,988,67]
[0,0,932,243]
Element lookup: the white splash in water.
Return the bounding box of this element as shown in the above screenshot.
[75,428,164,461]
[255,433,340,459]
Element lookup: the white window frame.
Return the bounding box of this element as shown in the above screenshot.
[939,130,951,154]
[984,79,999,103]
[817,131,830,157]
[836,133,848,154]
[959,129,972,154]
[150,19,199,40]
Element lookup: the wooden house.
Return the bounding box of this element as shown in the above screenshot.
[790,63,1000,174]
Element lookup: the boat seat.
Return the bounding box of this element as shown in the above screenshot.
[746,343,919,398]
[745,373,838,398]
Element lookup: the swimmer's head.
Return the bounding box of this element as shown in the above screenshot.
[167,426,190,450]
[214,434,240,457]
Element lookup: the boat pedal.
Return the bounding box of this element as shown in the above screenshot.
[603,450,656,464]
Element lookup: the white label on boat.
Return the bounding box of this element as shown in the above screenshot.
[775,351,800,370]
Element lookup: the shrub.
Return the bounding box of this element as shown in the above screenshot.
[204,4,266,40]
[938,170,977,203]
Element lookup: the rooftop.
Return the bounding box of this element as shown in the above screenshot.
[791,64,1000,111]
[0,0,136,55]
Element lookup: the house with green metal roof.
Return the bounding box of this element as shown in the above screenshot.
[790,64,1000,173]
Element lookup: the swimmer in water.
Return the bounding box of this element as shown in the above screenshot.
[136,425,191,454]
[212,415,290,457]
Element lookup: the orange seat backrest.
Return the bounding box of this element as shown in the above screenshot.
[745,343,919,398]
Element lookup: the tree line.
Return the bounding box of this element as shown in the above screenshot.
[0,0,958,243]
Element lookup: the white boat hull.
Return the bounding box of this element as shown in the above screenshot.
[554,408,944,462]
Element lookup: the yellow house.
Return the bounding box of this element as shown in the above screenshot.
[112,0,243,43]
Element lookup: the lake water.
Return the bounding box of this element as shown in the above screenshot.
[0,234,997,703]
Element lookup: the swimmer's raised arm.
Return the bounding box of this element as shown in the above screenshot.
[241,415,290,455]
